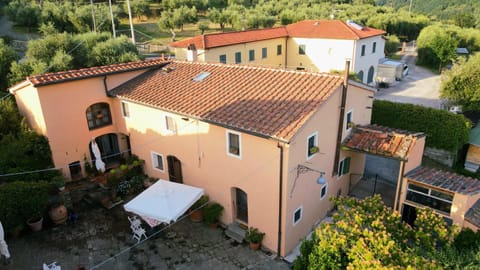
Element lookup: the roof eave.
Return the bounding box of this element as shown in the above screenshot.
[8,80,32,93]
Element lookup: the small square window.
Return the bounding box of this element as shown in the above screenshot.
[151,152,164,172]
[361,45,366,56]
[372,42,376,53]
[121,101,130,118]
[262,47,267,58]
[307,132,318,159]
[277,44,282,55]
[249,49,255,61]
[293,206,302,225]
[227,131,241,157]
[338,157,351,176]
[320,184,327,200]
[235,52,241,64]
[346,110,353,129]
[165,116,176,133]
[219,54,227,64]
[299,44,306,55]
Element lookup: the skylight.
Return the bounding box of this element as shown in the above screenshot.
[192,72,211,82]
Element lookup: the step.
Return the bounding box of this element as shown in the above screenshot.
[225,223,246,243]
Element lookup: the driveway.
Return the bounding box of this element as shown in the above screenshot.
[374,47,443,109]
[0,200,290,270]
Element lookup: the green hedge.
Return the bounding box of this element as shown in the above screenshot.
[0,181,52,233]
[372,100,471,151]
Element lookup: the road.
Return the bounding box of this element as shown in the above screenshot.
[374,47,443,109]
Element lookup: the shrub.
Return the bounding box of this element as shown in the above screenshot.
[0,181,50,233]
[191,195,209,211]
[203,202,224,225]
[245,227,265,244]
[372,100,471,152]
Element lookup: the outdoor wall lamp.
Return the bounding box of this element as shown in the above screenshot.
[290,165,326,197]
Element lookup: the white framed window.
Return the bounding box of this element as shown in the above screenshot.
[346,110,353,130]
[151,152,164,172]
[320,184,328,200]
[227,130,241,158]
[165,115,176,133]
[293,206,303,225]
[307,132,318,159]
[121,101,130,118]
[338,157,351,177]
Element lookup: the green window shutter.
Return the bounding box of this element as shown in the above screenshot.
[343,157,351,174]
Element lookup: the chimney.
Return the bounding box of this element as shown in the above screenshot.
[187,44,198,62]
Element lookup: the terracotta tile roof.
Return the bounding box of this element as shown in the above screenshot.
[342,124,424,160]
[26,58,170,87]
[169,20,385,48]
[465,199,480,228]
[286,20,385,40]
[169,27,288,49]
[110,61,344,141]
[405,167,480,195]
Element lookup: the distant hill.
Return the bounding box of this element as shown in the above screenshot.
[376,0,479,25]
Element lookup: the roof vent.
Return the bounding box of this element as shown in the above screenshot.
[192,71,211,82]
[162,66,175,73]
[346,20,364,30]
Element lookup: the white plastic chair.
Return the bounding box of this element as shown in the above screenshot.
[132,226,147,243]
[128,216,141,229]
[43,262,61,270]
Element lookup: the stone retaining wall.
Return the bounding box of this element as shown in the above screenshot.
[423,147,454,167]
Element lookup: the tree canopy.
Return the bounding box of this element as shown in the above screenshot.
[294,195,458,269]
[440,53,480,111]
[0,39,16,91]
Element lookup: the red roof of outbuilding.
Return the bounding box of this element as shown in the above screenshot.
[342,125,424,160]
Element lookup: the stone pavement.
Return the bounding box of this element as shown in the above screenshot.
[0,201,290,270]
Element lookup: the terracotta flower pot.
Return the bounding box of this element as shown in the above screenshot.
[49,204,68,225]
[249,242,261,250]
[27,216,43,232]
[189,209,203,222]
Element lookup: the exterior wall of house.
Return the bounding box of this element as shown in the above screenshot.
[11,84,47,135]
[464,220,479,232]
[118,100,282,253]
[286,38,355,72]
[354,36,385,84]
[12,70,149,179]
[282,83,374,255]
[173,38,287,67]
[399,179,480,228]
[404,136,426,174]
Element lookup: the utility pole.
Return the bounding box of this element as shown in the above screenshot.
[108,0,116,38]
[409,0,414,16]
[126,0,136,44]
[90,0,96,32]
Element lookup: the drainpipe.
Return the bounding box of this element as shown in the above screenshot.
[103,76,109,96]
[332,60,350,176]
[394,160,406,212]
[277,142,284,257]
[284,38,288,69]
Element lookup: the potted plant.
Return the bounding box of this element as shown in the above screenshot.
[189,195,209,222]
[309,146,319,155]
[245,227,265,250]
[203,202,224,228]
[52,176,66,192]
[27,214,43,232]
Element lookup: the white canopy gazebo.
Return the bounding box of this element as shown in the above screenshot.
[124,180,204,227]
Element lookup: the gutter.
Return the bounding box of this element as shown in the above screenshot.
[333,60,350,176]
[394,160,406,212]
[277,142,284,257]
[103,76,109,96]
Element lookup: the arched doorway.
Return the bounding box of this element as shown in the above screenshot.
[91,133,121,169]
[357,70,364,83]
[234,188,248,224]
[367,66,375,84]
[167,155,183,183]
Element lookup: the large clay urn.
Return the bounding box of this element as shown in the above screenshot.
[49,204,68,225]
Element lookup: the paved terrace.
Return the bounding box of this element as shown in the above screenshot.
[0,200,290,270]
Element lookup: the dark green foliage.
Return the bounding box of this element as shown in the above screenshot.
[0,39,16,91]
[203,202,224,225]
[245,227,265,244]
[384,34,400,55]
[0,181,51,233]
[453,228,480,250]
[372,100,471,152]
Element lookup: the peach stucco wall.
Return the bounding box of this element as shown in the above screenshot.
[12,69,149,179]
[117,100,282,252]
[282,82,374,255]
[404,136,426,174]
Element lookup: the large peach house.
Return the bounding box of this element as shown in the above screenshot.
[170,20,386,85]
[10,58,378,256]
